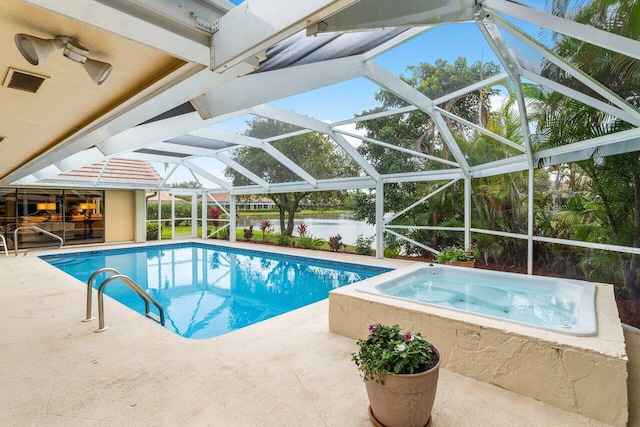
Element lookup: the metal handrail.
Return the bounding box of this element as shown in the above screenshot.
[95,274,165,332]
[13,225,63,256]
[84,268,121,322]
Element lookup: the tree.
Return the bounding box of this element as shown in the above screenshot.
[354,57,503,256]
[530,0,640,298]
[171,181,201,189]
[225,118,359,235]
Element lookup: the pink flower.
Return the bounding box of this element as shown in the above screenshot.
[368,324,376,332]
[405,331,412,343]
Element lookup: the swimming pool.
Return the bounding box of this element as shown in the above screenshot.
[41,243,389,339]
[356,263,597,335]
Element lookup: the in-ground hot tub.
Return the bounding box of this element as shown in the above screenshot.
[329,263,628,426]
[355,263,597,336]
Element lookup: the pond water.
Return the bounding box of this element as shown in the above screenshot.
[238,213,375,246]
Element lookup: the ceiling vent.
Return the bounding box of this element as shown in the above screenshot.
[3,68,49,93]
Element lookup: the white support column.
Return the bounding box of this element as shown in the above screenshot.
[464,176,471,249]
[201,191,208,239]
[134,190,146,243]
[527,168,534,275]
[157,191,162,241]
[230,194,237,242]
[375,181,384,259]
[191,194,198,237]
[171,194,176,239]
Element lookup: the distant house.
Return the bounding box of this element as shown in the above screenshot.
[201,193,275,211]
[146,193,191,204]
[50,159,164,187]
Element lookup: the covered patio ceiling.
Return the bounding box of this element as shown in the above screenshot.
[1,0,640,194]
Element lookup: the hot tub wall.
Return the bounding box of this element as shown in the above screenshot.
[329,282,628,426]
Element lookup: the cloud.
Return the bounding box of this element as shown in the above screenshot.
[331,122,365,147]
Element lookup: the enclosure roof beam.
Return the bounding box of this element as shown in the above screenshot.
[364,61,471,173]
[434,107,526,153]
[521,69,640,127]
[249,104,380,180]
[193,56,368,119]
[230,176,377,195]
[22,0,212,64]
[332,128,459,167]
[484,0,640,61]
[534,128,640,167]
[211,154,271,190]
[182,160,232,190]
[211,0,363,72]
[494,14,640,123]
[477,17,534,168]
[363,27,435,60]
[313,0,476,33]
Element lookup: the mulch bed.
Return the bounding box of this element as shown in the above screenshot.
[616,300,640,329]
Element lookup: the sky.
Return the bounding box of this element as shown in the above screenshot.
[158,0,550,186]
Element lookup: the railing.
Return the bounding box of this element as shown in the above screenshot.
[89,270,165,332]
[84,268,120,322]
[12,225,63,256]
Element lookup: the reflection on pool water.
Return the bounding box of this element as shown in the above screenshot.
[41,243,389,339]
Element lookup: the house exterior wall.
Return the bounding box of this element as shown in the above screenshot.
[105,190,135,242]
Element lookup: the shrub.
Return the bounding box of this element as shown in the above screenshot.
[146,222,160,240]
[277,233,291,246]
[436,246,476,263]
[355,234,374,256]
[243,225,254,240]
[329,234,343,252]
[384,247,400,258]
[218,227,229,240]
[297,236,325,249]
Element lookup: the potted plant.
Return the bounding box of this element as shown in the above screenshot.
[436,245,476,267]
[352,324,440,427]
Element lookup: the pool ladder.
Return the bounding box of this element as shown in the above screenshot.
[84,268,165,332]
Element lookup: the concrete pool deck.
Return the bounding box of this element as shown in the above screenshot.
[0,241,613,426]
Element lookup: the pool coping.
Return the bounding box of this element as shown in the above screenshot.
[0,239,617,426]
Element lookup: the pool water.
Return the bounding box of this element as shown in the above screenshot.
[356,263,597,335]
[42,243,389,339]
[389,275,578,327]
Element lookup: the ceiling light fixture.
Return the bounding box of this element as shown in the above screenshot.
[14,33,113,85]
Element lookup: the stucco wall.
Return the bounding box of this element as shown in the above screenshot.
[329,282,628,426]
[104,190,135,242]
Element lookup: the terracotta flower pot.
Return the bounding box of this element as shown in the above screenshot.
[365,348,440,427]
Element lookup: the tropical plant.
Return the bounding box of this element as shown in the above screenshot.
[355,235,374,256]
[296,222,308,238]
[352,324,439,385]
[276,233,291,246]
[297,236,325,249]
[243,225,254,240]
[328,234,343,252]
[527,0,640,298]
[436,246,476,263]
[259,219,273,242]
